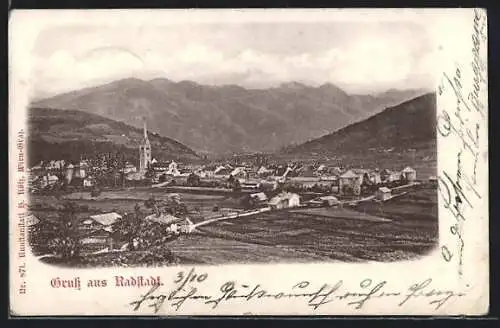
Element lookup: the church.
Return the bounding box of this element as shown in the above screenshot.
[139,118,152,174]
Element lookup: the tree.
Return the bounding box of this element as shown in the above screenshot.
[353,181,361,196]
[145,196,160,216]
[241,195,257,209]
[158,174,167,183]
[36,203,82,259]
[144,164,155,182]
[227,175,241,191]
[187,173,201,187]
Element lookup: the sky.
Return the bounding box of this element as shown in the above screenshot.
[31,19,439,98]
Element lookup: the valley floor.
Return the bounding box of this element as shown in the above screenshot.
[30,185,438,266]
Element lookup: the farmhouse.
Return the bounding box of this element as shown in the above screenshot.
[269,192,301,210]
[81,212,122,231]
[376,187,392,201]
[80,228,115,254]
[250,192,268,203]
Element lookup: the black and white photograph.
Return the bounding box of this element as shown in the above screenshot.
[25,16,439,267]
[9,9,489,316]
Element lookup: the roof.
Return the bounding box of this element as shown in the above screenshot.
[250,192,268,201]
[25,214,40,227]
[145,213,184,225]
[269,192,300,204]
[231,167,246,176]
[89,212,122,226]
[214,168,232,176]
[214,166,227,174]
[257,166,272,174]
[339,170,359,179]
[378,187,391,193]
[289,177,320,182]
[319,195,338,201]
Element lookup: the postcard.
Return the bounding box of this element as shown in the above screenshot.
[9,8,489,316]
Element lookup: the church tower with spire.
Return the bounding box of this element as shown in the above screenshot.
[139,117,152,173]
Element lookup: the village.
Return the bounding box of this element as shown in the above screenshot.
[26,121,438,265]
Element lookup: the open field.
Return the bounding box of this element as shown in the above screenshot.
[29,185,438,265]
[169,186,438,263]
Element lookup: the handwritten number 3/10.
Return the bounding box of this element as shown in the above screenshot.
[441,246,453,262]
[174,270,208,284]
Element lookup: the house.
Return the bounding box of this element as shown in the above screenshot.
[214,165,228,175]
[428,176,438,187]
[230,167,247,179]
[351,169,370,185]
[30,162,43,172]
[126,172,146,181]
[25,213,40,227]
[401,166,417,182]
[213,168,232,179]
[179,218,195,234]
[40,174,59,188]
[250,192,268,203]
[308,195,339,207]
[83,176,96,187]
[380,169,401,183]
[316,164,327,173]
[166,161,180,176]
[65,164,74,184]
[80,228,115,254]
[319,195,339,206]
[123,163,137,174]
[144,213,184,225]
[257,166,273,177]
[366,170,382,185]
[376,187,392,201]
[240,180,261,191]
[268,192,301,210]
[81,212,122,231]
[339,170,362,195]
[74,162,88,178]
[260,179,279,191]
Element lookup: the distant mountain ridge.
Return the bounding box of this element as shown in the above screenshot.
[33,78,429,155]
[28,107,199,166]
[282,93,437,168]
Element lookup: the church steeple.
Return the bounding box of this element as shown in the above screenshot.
[143,118,148,140]
[139,117,152,173]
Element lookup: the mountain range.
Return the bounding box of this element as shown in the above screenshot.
[28,107,199,166]
[32,78,429,155]
[281,93,437,170]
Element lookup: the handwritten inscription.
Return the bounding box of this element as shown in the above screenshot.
[129,270,467,314]
[437,8,486,274]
